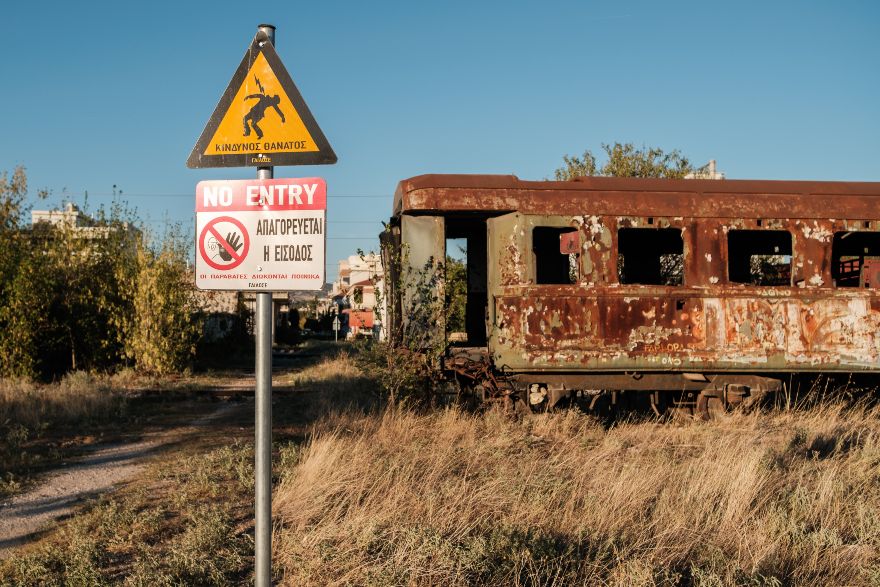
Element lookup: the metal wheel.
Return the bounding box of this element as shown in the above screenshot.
[696,385,769,420]
[696,392,724,421]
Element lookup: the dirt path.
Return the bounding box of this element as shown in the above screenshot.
[0,400,247,559]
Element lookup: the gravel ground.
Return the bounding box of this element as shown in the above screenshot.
[0,401,245,558]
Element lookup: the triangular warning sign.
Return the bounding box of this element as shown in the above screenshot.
[187,32,336,168]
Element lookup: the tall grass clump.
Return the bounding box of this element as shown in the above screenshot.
[0,372,124,431]
[280,351,379,421]
[274,402,880,586]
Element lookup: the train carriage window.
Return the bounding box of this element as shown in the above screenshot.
[617,228,684,285]
[533,227,578,284]
[727,230,792,286]
[831,231,880,287]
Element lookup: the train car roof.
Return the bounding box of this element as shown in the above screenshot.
[393,174,880,219]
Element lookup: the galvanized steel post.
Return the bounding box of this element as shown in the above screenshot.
[255,23,276,587]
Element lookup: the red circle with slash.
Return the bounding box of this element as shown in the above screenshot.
[199,216,250,270]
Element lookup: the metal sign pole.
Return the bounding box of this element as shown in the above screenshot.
[189,19,334,584]
[255,23,275,587]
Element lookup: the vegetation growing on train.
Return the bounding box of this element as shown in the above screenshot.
[353,241,449,406]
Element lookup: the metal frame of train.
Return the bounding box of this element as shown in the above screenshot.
[381,174,880,418]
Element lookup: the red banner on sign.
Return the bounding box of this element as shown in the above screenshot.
[196,178,327,212]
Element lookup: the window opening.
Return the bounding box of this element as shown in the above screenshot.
[445,218,488,345]
[617,228,684,285]
[533,227,578,284]
[831,231,880,287]
[445,237,467,341]
[727,230,792,286]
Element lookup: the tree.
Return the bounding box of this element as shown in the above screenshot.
[553,142,693,180]
[0,167,39,378]
[126,231,203,375]
[0,166,205,378]
[0,166,27,232]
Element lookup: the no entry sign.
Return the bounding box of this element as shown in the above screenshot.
[195,178,326,291]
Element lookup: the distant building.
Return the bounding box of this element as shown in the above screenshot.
[31,202,141,245]
[32,202,93,227]
[332,253,382,296]
[330,253,385,340]
[685,159,725,180]
[196,290,243,341]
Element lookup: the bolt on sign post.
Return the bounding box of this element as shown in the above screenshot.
[188,24,336,587]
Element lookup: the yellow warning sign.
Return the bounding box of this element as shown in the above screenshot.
[187,32,336,169]
[206,52,317,157]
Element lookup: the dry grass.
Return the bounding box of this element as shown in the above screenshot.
[0,372,124,432]
[0,351,375,585]
[283,351,364,387]
[3,350,879,585]
[274,397,880,586]
[0,367,232,435]
[275,351,379,422]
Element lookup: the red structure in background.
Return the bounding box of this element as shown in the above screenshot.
[343,309,375,338]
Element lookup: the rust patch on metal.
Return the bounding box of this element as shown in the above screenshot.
[577,215,614,283]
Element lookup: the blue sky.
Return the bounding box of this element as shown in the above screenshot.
[1,0,878,282]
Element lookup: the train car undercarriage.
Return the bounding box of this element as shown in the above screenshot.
[445,349,785,420]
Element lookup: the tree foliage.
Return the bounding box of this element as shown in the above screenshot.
[0,167,37,377]
[444,255,467,335]
[126,233,203,375]
[554,142,693,180]
[0,166,204,379]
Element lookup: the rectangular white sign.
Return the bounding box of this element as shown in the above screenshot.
[195,178,326,291]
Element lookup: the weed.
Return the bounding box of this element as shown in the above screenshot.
[125,505,246,586]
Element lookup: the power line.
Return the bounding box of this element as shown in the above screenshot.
[138,219,380,225]
[66,192,390,198]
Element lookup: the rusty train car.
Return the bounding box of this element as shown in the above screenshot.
[382,174,880,417]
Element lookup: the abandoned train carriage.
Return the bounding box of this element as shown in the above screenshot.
[383,174,880,415]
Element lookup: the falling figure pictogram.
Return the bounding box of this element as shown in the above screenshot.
[243,75,285,140]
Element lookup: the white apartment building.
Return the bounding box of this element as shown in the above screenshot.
[330,252,386,339]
